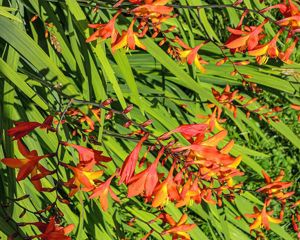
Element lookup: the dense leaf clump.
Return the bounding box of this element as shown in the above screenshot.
[0,0,299,239]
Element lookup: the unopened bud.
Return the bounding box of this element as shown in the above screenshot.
[123,121,132,128]
[272,106,283,112]
[58,197,70,205]
[242,74,253,79]
[102,98,114,106]
[57,209,64,217]
[105,110,114,120]
[141,119,153,127]
[123,104,134,114]
[30,15,39,22]
[246,111,251,118]
[216,57,228,66]
[159,38,167,46]
[230,70,238,76]
[233,0,243,6]
[234,60,250,66]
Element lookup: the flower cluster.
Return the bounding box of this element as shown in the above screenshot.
[85,0,299,75]
[1,97,297,239]
[244,170,294,232]
[225,0,299,65]
[1,1,299,239]
[86,0,209,72]
[208,85,283,122]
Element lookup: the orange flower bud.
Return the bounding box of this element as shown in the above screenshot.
[105,110,114,120]
[230,70,238,76]
[291,104,300,111]
[141,119,153,127]
[30,15,39,22]
[123,121,132,128]
[242,74,253,79]
[243,98,257,107]
[216,57,228,66]
[45,29,49,38]
[234,60,250,66]
[102,98,114,106]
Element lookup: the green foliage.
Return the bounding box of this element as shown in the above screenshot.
[0,0,299,239]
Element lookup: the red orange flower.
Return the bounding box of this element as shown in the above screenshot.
[152,163,180,207]
[257,170,294,201]
[26,216,74,240]
[8,116,53,140]
[210,85,244,118]
[279,37,299,63]
[175,37,208,73]
[159,123,207,141]
[61,142,111,170]
[172,129,243,187]
[225,19,268,51]
[197,108,226,131]
[244,201,281,231]
[127,147,164,197]
[273,0,300,32]
[132,0,173,18]
[114,0,143,8]
[89,175,120,211]
[162,213,196,240]
[176,177,201,207]
[248,29,283,64]
[1,140,53,182]
[112,19,146,52]
[62,163,103,196]
[119,134,149,185]
[86,10,121,43]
